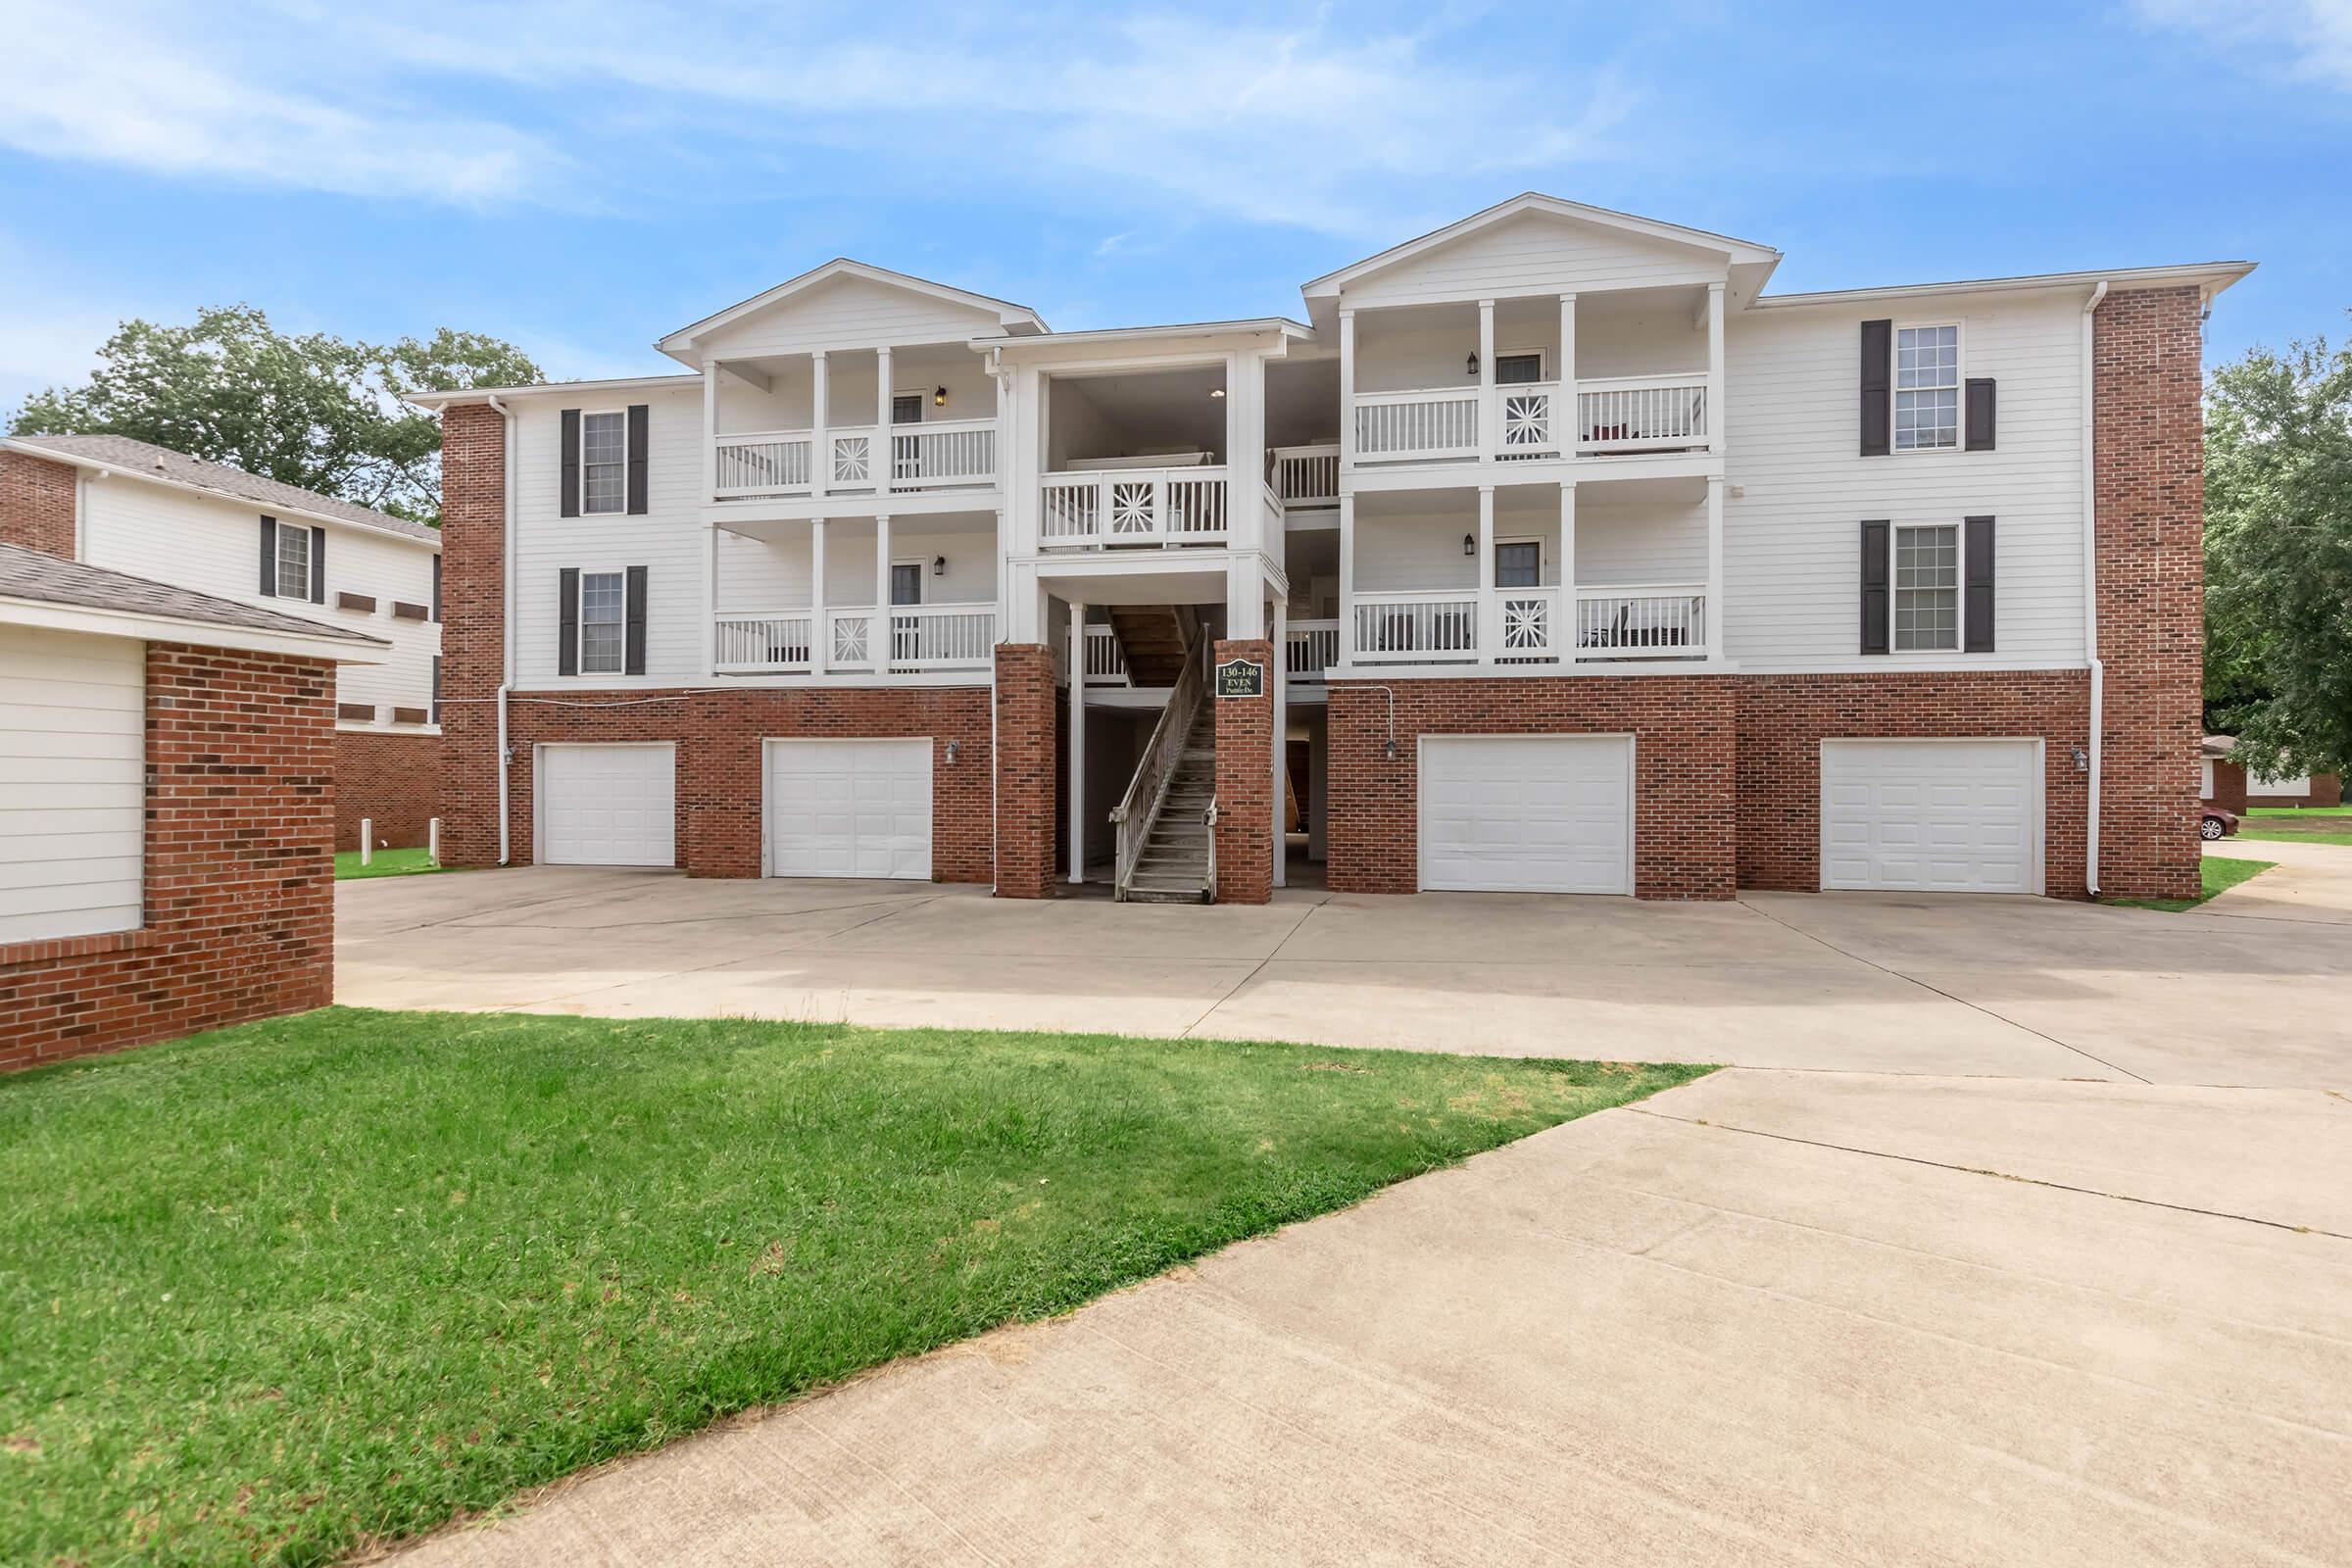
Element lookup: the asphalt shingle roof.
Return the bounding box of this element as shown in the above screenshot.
[0,540,386,646]
[6,433,439,545]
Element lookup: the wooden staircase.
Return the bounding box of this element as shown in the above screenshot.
[1105,605,1191,686]
[1124,704,1216,904]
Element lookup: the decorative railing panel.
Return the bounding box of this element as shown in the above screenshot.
[1040,468,1231,547]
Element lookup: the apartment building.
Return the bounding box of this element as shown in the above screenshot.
[0,434,445,851]
[415,194,2246,905]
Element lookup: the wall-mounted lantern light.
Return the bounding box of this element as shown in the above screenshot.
[933,385,948,408]
[932,555,947,576]
[1461,533,1476,557]
[1465,351,1480,377]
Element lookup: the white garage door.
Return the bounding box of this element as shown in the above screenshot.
[0,626,144,943]
[1821,740,2040,894]
[1419,735,1633,895]
[766,738,932,879]
[538,743,675,866]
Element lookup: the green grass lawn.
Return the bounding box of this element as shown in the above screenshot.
[2235,806,2352,848]
[0,1009,1706,1566]
[2107,855,2276,911]
[333,847,445,880]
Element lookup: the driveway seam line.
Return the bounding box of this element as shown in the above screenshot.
[1633,1107,2352,1241]
[1177,896,1327,1038]
[1737,897,2154,1085]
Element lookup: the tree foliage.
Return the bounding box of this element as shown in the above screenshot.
[6,307,539,522]
[2202,330,2352,780]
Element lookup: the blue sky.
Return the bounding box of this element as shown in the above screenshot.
[2,0,2347,412]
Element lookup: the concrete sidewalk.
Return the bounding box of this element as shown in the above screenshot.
[395,1067,2352,1567]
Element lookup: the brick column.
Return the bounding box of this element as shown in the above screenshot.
[0,450,77,557]
[994,644,1056,898]
[2094,286,2204,901]
[438,402,508,867]
[1211,638,1274,905]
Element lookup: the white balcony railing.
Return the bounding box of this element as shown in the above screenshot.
[1081,623,1129,685]
[1352,590,1479,663]
[1575,375,1708,454]
[712,419,997,501]
[1353,389,1479,462]
[1573,586,1707,660]
[1040,467,1230,548]
[1287,618,1340,681]
[1496,382,1563,459]
[1269,444,1340,508]
[713,602,996,674]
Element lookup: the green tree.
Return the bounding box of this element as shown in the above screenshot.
[6,306,540,522]
[2203,329,2352,779]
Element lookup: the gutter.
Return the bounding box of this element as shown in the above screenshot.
[487,395,517,866]
[2080,281,2108,897]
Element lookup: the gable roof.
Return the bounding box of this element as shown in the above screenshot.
[3,433,439,545]
[1300,192,1783,302]
[658,259,1049,364]
[0,540,387,657]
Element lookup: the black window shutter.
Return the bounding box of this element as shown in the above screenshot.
[431,655,441,723]
[310,526,325,603]
[1964,515,1995,652]
[558,567,580,676]
[560,409,581,518]
[1859,319,1891,457]
[624,564,649,675]
[1860,519,1890,655]
[259,515,278,595]
[626,405,650,514]
[1964,378,1996,452]
[432,554,443,620]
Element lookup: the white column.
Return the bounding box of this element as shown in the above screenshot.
[1477,299,1496,462]
[1068,599,1087,883]
[874,513,893,670]
[1705,474,1725,660]
[810,350,830,499]
[875,345,894,495]
[1476,484,1495,665]
[703,362,719,503]
[810,516,829,674]
[1272,596,1288,890]
[1226,560,1266,639]
[1337,309,1356,469]
[703,521,718,677]
[1338,492,1355,665]
[1707,281,1726,454]
[1560,481,1578,664]
[1558,294,1577,453]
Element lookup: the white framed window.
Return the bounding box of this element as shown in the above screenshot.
[579,569,627,674]
[1894,324,1960,451]
[1494,538,1543,588]
[891,392,925,425]
[581,411,627,514]
[1892,524,1959,651]
[1494,349,1545,385]
[889,559,926,607]
[275,523,313,598]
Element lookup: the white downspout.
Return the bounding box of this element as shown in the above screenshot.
[487,394,517,865]
[2080,281,2108,897]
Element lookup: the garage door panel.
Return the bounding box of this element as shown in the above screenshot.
[767,739,932,880]
[540,744,676,867]
[1419,736,1632,896]
[1821,740,2039,894]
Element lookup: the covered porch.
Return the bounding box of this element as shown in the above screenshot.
[710,509,998,676]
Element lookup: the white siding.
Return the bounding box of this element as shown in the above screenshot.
[715,519,998,612]
[0,626,143,942]
[1342,212,1725,308]
[513,388,708,684]
[715,350,996,436]
[697,274,1006,360]
[1723,288,2088,670]
[1351,491,1700,592]
[78,477,440,725]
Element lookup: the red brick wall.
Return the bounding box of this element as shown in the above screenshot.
[2225,763,2343,809]
[2204,760,2248,813]
[0,449,77,557]
[1735,671,2092,896]
[2094,286,2206,900]
[0,641,337,1071]
[335,730,442,852]
[437,402,508,867]
[994,644,1056,899]
[491,687,992,879]
[1211,639,1274,905]
[1325,675,1737,901]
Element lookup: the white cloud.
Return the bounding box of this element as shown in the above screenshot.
[2133,0,2352,91]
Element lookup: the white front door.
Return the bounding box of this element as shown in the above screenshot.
[1418,735,1634,895]
[538,743,675,866]
[1820,739,2041,893]
[765,738,933,879]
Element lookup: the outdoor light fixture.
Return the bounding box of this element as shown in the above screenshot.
[932,555,946,576]
[1462,533,1476,557]
[946,740,960,763]
[1383,739,1398,761]
[933,386,948,407]
[1466,351,1480,377]
[1209,387,1225,399]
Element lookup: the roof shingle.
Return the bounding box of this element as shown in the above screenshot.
[0,541,387,646]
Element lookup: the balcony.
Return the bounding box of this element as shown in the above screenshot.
[713,602,995,675]
[1349,377,1709,466]
[1286,618,1340,682]
[1348,585,1708,666]
[1269,445,1340,511]
[712,417,997,501]
[1041,466,1233,548]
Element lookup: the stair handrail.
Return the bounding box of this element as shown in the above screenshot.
[1203,795,1218,906]
[1110,635,1209,901]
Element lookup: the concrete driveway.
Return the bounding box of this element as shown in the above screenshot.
[354,856,2352,1565]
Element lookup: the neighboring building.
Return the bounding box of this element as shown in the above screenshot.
[0,433,445,851]
[2201,735,2342,811]
[0,541,384,1069]
[412,194,2247,906]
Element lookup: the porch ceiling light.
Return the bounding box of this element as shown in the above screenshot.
[1209,387,1225,399]
[934,385,948,407]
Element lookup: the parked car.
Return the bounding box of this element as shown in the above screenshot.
[2201,807,2239,841]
